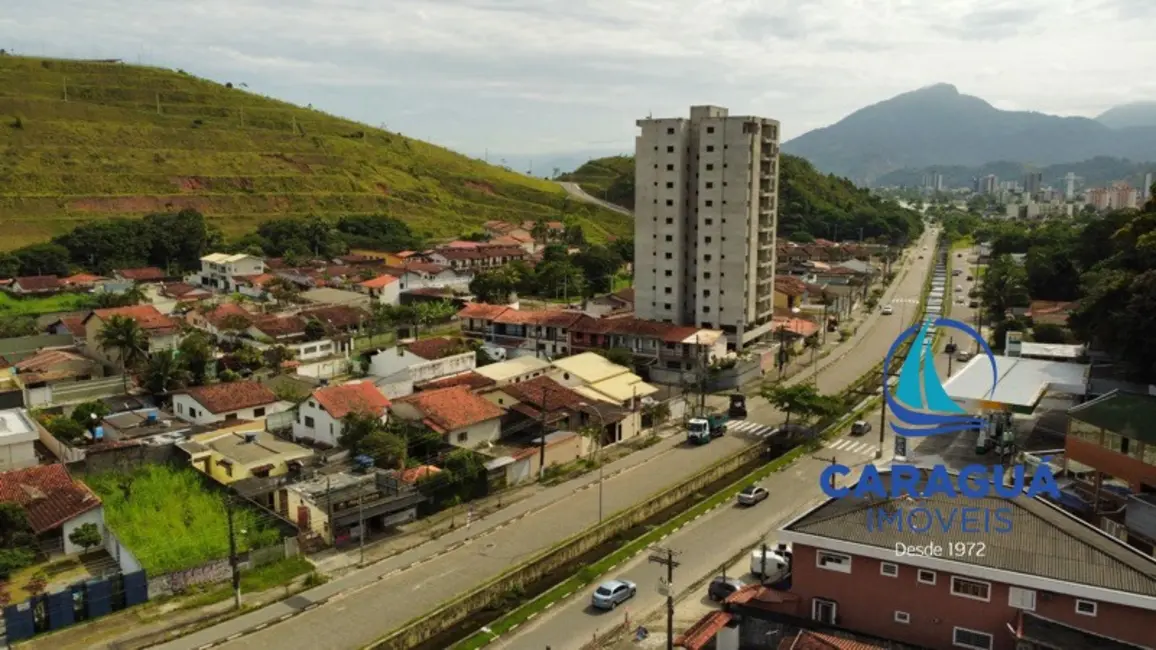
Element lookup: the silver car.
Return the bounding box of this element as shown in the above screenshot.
[591,579,636,610]
[737,485,769,506]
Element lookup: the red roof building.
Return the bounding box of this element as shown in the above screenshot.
[415,371,497,393]
[392,386,502,447]
[114,267,167,282]
[0,464,102,535]
[10,275,64,294]
[313,382,391,420]
[86,305,178,333]
[174,381,281,423]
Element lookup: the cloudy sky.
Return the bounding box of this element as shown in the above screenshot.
[3,0,1153,158]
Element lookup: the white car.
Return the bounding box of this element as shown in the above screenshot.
[881,305,894,315]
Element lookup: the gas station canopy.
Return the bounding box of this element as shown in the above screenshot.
[942,354,1089,413]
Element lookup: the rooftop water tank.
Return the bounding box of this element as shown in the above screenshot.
[147,412,158,424]
[93,426,105,441]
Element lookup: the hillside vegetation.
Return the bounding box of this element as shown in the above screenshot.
[0,56,630,250]
[557,154,922,244]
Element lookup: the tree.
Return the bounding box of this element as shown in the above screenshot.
[178,331,215,385]
[219,313,252,336]
[70,400,110,431]
[1031,323,1069,344]
[68,522,103,554]
[642,401,671,434]
[0,315,37,338]
[600,347,635,367]
[572,245,623,295]
[980,255,1030,322]
[469,265,521,303]
[0,503,36,579]
[760,383,836,427]
[25,571,48,597]
[530,219,550,247]
[338,411,383,451]
[303,318,327,342]
[144,350,191,396]
[265,345,296,370]
[360,428,407,470]
[12,242,71,276]
[97,315,149,393]
[46,416,87,445]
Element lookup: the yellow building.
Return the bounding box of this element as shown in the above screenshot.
[178,420,313,485]
[350,249,405,266]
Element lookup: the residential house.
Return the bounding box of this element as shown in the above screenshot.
[186,302,256,336]
[492,375,623,444]
[774,276,810,311]
[473,355,554,387]
[172,381,290,425]
[1062,390,1156,555]
[293,381,391,447]
[0,464,104,555]
[160,282,213,303]
[83,305,181,364]
[348,250,406,266]
[391,385,503,449]
[245,314,337,362]
[45,315,88,342]
[368,337,475,386]
[568,315,728,382]
[834,258,878,279]
[0,408,39,470]
[550,352,658,413]
[61,273,106,290]
[429,244,527,272]
[299,305,369,339]
[356,274,401,306]
[764,466,1156,650]
[11,348,104,407]
[187,253,266,293]
[458,304,583,359]
[9,275,64,295]
[299,288,372,310]
[178,421,313,486]
[482,220,517,237]
[415,371,497,393]
[273,470,425,547]
[113,267,166,283]
[771,316,821,354]
[232,273,277,300]
[383,263,470,292]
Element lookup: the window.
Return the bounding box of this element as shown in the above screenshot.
[811,598,836,624]
[706,126,715,134]
[706,164,714,171]
[1075,599,1097,616]
[952,627,992,650]
[703,254,712,262]
[705,218,713,225]
[253,407,266,417]
[706,145,715,152]
[705,182,714,189]
[177,403,183,414]
[666,164,674,171]
[304,416,315,428]
[666,199,673,206]
[880,562,898,577]
[664,270,672,277]
[189,408,198,418]
[664,303,672,310]
[917,569,936,585]
[225,413,238,421]
[665,235,673,241]
[667,127,674,134]
[815,551,851,574]
[666,145,674,153]
[894,611,910,624]
[665,217,673,224]
[665,181,674,188]
[1008,586,1036,610]
[950,577,991,602]
[702,306,710,313]
[457,431,468,443]
[664,287,672,294]
[705,200,713,207]
[665,253,673,259]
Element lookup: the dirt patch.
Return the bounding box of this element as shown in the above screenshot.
[174,176,207,191]
[463,180,495,195]
[375,183,390,197]
[260,153,313,174]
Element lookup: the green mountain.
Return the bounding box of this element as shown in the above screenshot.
[782,84,1156,184]
[556,154,922,244]
[875,157,1156,190]
[1097,101,1156,130]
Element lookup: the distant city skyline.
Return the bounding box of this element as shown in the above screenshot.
[1,0,1153,154]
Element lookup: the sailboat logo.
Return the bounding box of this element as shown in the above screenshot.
[883,317,998,437]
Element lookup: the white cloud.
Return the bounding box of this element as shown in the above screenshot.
[1,0,1152,154]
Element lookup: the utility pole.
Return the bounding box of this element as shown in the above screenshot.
[648,546,681,650]
[225,498,242,609]
[358,486,367,566]
[538,385,550,480]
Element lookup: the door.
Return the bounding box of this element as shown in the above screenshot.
[812,598,837,624]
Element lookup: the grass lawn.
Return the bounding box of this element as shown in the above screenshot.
[85,465,283,575]
[0,56,631,250]
[0,291,95,316]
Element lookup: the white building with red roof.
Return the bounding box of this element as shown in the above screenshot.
[172,381,291,425]
[391,385,503,449]
[293,381,391,447]
[0,464,105,556]
[82,305,182,364]
[355,274,401,306]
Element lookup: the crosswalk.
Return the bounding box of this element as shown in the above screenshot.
[726,421,880,458]
[891,297,920,304]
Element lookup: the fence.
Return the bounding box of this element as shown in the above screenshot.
[2,570,149,643]
[35,375,126,407]
[146,539,293,598]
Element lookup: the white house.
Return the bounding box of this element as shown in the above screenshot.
[0,464,105,556]
[390,263,472,292]
[292,381,391,447]
[83,305,182,364]
[172,381,291,425]
[246,315,338,362]
[355,274,401,306]
[0,408,39,471]
[368,337,476,385]
[391,385,503,449]
[187,253,266,293]
[473,356,554,387]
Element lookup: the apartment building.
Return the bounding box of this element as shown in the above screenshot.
[633,105,781,352]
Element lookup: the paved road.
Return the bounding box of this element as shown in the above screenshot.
[157,230,938,650]
[558,181,633,216]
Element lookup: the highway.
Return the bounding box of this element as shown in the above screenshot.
[503,240,983,650]
[156,229,938,650]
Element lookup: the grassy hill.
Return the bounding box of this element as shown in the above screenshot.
[0,56,631,250]
[556,153,922,244]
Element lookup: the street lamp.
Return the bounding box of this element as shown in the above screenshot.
[578,402,607,523]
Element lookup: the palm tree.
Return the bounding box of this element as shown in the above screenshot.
[144,351,191,397]
[97,315,149,393]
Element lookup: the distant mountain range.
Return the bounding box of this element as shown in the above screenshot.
[874,157,1156,191]
[781,84,1156,185]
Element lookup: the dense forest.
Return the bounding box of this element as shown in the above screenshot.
[557,154,923,245]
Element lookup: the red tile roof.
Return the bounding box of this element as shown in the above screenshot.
[62,273,105,286]
[162,282,207,298]
[359,274,399,289]
[251,315,307,339]
[13,275,64,292]
[88,305,178,332]
[313,382,391,419]
[234,273,276,287]
[405,337,466,361]
[775,275,808,297]
[50,316,87,336]
[773,317,819,338]
[395,465,441,484]
[501,376,586,411]
[444,240,483,249]
[777,631,888,650]
[300,306,367,331]
[0,465,101,534]
[115,267,166,281]
[394,385,502,432]
[181,381,278,414]
[202,302,254,329]
[492,308,585,328]
[458,303,511,320]
[433,245,526,261]
[674,611,733,650]
[416,371,497,392]
[571,315,701,343]
[610,287,635,304]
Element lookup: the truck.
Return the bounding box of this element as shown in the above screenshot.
[687,413,729,445]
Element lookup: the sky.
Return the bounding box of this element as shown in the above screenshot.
[2,0,1154,159]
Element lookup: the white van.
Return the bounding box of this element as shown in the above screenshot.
[750,544,791,579]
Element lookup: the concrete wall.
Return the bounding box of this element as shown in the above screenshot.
[367,436,765,649]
